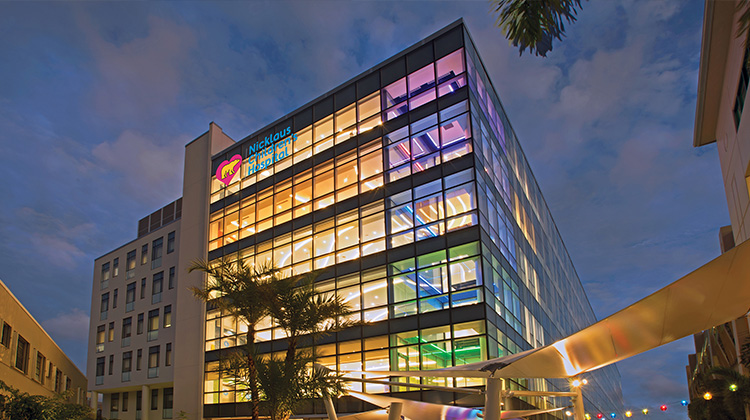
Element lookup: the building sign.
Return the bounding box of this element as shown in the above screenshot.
[216,154,242,186]
[247,127,297,176]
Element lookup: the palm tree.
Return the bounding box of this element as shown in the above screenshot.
[189,259,276,420]
[708,366,750,420]
[259,271,356,420]
[491,0,584,57]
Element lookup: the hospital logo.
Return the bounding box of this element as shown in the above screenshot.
[216,154,242,186]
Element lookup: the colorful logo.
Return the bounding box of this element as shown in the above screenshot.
[216,154,242,186]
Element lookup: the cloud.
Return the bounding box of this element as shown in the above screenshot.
[77,13,196,123]
[14,207,96,270]
[42,308,90,341]
[91,129,185,205]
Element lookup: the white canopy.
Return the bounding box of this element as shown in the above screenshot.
[353,238,750,379]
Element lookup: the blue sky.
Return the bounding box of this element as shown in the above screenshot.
[0,1,726,418]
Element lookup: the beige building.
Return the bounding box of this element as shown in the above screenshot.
[689,0,750,398]
[86,199,181,419]
[0,278,87,404]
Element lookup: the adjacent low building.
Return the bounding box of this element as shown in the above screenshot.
[688,0,750,398]
[88,19,624,420]
[0,278,87,404]
[86,199,181,419]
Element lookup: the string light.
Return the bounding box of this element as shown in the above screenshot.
[730,384,738,392]
[704,392,713,400]
[642,408,649,415]
[660,405,667,412]
[585,414,591,420]
[597,413,603,419]
[572,379,582,387]
[681,400,688,406]
[565,411,572,417]
[610,413,616,418]
[625,411,632,418]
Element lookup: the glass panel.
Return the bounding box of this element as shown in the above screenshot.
[314,170,334,198]
[440,114,471,147]
[438,74,467,97]
[359,150,383,180]
[412,152,440,173]
[294,126,312,153]
[417,265,449,297]
[337,221,359,250]
[314,116,333,141]
[408,64,435,98]
[419,295,449,313]
[388,204,414,234]
[314,229,335,257]
[340,285,361,311]
[382,78,407,108]
[359,114,382,133]
[420,340,452,370]
[362,279,387,308]
[386,139,410,170]
[445,184,476,217]
[436,49,465,83]
[336,161,358,190]
[443,139,473,162]
[392,301,417,318]
[391,273,416,302]
[409,89,436,109]
[411,127,440,158]
[449,258,481,291]
[358,92,380,120]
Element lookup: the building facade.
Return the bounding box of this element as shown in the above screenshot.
[0,278,87,404]
[86,199,181,419]
[89,20,623,420]
[688,0,750,398]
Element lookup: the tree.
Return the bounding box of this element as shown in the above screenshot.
[0,380,94,420]
[491,0,584,57]
[189,259,274,420]
[192,262,353,420]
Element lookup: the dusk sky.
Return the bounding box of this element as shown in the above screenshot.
[0,1,727,418]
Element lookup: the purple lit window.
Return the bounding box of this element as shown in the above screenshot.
[436,49,465,84]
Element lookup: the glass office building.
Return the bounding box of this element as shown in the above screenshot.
[195,20,624,418]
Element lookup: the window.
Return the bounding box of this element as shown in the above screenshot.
[100,292,109,320]
[122,391,129,412]
[136,391,142,411]
[168,267,175,290]
[126,250,136,279]
[1,322,11,347]
[122,317,132,347]
[148,346,160,378]
[55,368,62,392]
[65,377,70,392]
[108,322,115,342]
[165,343,172,367]
[35,352,46,383]
[111,393,119,415]
[140,278,146,299]
[122,351,132,382]
[108,354,114,375]
[151,238,163,269]
[141,244,148,265]
[152,272,163,304]
[101,262,110,288]
[113,288,118,309]
[735,45,750,129]
[148,309,159,341]
[113,258,119,277]
[96,325,105,352]
[15,335,29,372]
[126,282,136,312]
[137,313,144,335]
[163,387,173,419]
[151,388,159,410]
[167,231,175,254]
[136,349,142,371]
[164,305,172,328]
[95,357,105,385]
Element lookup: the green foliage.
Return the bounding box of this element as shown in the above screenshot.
[191,261,352,420]
[491,0,584,57]
[688,367,750,420]
[0,380,94,420]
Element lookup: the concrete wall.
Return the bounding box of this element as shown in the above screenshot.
[0,279,87,403]
[173,123,235,419]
